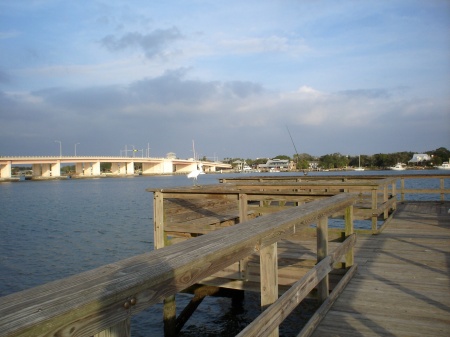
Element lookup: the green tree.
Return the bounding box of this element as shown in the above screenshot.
[319,153,348,169]
[431,147,450,165]
[274,155,291,160]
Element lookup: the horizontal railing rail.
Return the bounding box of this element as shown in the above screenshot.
[396,175,449,201]
[0,194,357,337]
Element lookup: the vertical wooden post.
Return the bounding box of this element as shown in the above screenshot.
[95,318,131,337]
[317,217,329,303]
[371,189,378,234]
[239,193,248,222]
[154,191,165,250]
[383,185,388,219]
[440,178,445,201]
[164,295,177,337]
[154,192,177,336]
[239,193,249,280]
[260,242,279,337]
[392,181,397,211]
[344,205,354,267]
[400,178,405,202]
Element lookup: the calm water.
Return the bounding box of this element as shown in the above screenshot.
[0,170,448,336]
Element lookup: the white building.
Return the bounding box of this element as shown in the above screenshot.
[408,153,431,163]
[258,158,290,171]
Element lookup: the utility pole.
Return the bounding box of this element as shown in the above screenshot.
[55,140,62,157]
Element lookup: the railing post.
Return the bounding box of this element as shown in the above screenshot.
[239,193,249,222]
[154,191,165,249]
[345,205,354,267]
[371,189,378,234]
[260,242,279,337]
[154,191,177,336]
[164,295,177,337]
[440,178,445,201]
[94,318,131,337]
[392,181,397,210]
[400,178,405,202]
[239,193,250,280]
[383,185,388,219]
[317,216,329,303]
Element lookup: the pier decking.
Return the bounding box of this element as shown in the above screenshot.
[308,200,450,337]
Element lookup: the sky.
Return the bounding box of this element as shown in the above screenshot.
[0,0,449,160]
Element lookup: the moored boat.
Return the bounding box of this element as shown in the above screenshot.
[354,155,364,171]
[436,162,450,170]
[389,163,406,171]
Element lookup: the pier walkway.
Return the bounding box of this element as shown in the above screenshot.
[309,201,450,337]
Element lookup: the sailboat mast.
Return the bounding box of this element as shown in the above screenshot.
[192,140,196,160]
[286,126,299,165]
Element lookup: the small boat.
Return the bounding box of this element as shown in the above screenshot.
[436,162,450,170]
[389,163,406,171]
[354,155,364,171]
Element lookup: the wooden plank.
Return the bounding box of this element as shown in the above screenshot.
[345,205,354,267]
[259,242,279,337]
[316,217,329,303]
[154,191,165,249]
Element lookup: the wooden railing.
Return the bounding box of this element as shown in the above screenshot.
[218,173,450,233]
[0,194,357,337]
[394,174,449,201]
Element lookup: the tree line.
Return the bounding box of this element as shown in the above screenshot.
[223,147,450,170]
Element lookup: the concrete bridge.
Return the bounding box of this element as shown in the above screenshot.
[0,156,232,179]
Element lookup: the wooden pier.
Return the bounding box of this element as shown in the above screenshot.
[309,200,450,337]
[0,174,449,336]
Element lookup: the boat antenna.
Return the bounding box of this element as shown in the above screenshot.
[286,125,300,166]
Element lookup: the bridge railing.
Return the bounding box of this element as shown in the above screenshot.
[0,193,357,337]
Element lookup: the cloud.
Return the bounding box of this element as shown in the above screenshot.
[218,35,309,56]
[1,68,448,158]
[0,30,20,39]
[0,69,11,84]
[100,27,183,58]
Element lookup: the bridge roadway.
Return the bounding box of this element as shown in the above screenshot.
[0,156,232,179]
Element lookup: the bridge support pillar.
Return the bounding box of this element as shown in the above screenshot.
[111,163,125,175]
[32,164,42,177]
[142,163,157,174]
[51,161,61,177]
[0,161,12,178]
[126,162,135,175]
[92,161,101,175]
[42,164,52,177]
[175,162,197,174]
[76,163,84,175]
[81,161,101,176]
[162,159,174,174]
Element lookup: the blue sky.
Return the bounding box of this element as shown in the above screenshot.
[1,0,449,160]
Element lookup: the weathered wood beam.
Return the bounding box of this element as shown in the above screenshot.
[316,217,329,303]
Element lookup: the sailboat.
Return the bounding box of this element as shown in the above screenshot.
[354,155,364,171]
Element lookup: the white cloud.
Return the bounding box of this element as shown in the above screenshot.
[0,30,20,39]
[218,35,309,56]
